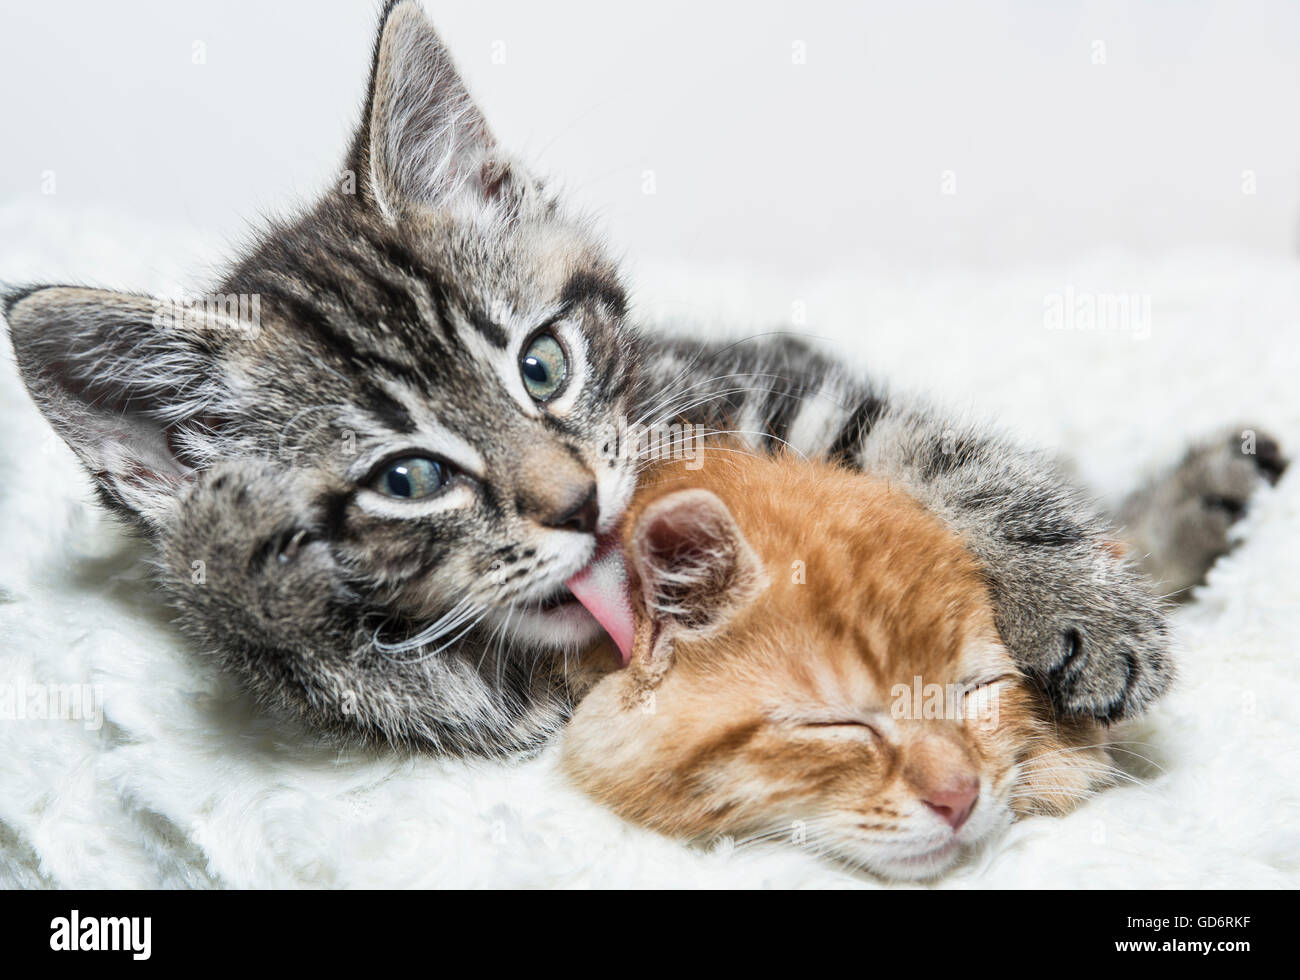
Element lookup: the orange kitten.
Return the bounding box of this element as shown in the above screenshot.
[562,451,1111,880]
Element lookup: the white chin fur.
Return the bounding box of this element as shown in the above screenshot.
[865,840,965,881]
[847,793,1014,880]
[491,602,606,652]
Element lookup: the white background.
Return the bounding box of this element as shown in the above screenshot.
[2,0,1298,276]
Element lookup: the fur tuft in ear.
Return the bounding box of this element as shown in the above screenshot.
[5,286,233,528]
[352,0,538,219]
[630,489,767,641]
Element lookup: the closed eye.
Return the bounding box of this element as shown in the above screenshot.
[797,720,881,741]
[963,674,1016,691]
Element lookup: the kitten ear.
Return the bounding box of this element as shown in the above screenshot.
[629,489,768,659]
[5,286,231,527]
[355,0,536,217]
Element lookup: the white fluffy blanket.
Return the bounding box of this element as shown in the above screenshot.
[2,203,1297,888]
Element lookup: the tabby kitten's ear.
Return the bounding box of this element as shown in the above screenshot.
[4,286,230,527]
[628,490,768,675]
[353,0,539,218]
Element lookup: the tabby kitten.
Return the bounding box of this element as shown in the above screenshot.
[3,1,1283,753]
[563,451,1109,880]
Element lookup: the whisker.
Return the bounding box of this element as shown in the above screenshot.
[379,609,489,665]
[372,595,482,653]
[631,372,793,429]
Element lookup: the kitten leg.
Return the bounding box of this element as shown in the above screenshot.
[635,334,1174,722]
[856,410,1174,722]
[1117,427,1287,598]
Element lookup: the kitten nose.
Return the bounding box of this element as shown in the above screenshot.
[516,447,599,534]
[922,779,979,831]
[544,483,600,534]
[905,730,980,831]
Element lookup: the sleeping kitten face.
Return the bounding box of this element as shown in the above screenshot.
[563,454,1110,879]
[6,1,638,655]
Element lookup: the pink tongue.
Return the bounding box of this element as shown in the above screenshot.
[566,534,635,665]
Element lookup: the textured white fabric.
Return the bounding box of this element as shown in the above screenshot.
[1,202,1297,888]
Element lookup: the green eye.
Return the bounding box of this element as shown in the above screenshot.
[520,332,568,402]
[372,457,449,499]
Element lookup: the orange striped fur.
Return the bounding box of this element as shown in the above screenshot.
[563,450,1111,879]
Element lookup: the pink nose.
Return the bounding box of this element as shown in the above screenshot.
[922,779,979,831]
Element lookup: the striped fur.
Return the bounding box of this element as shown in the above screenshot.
[4,2,641,754]
[564,452,1112,879]
[630,334,1283,723]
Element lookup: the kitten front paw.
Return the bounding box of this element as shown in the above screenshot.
[992,543,1174,722]
[1120,427,1288,597]
[160,457,354,651]
[1042,583,1172,722]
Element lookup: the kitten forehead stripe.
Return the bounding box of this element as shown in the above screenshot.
[255,278,431,392]
[560,271,627,319]
[466,307,509,348]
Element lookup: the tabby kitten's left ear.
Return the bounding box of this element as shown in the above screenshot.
[5,286,231,528]
[351,0,540,219]
[627,489,768,679]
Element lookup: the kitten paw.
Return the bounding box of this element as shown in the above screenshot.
[1042,594,1171,722]
[1120,427,1288,597]
[986,531,1175,722]
[160,458,353,649]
